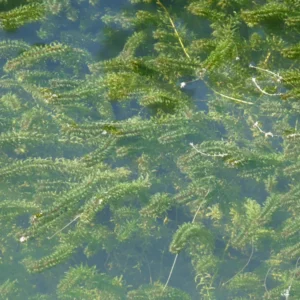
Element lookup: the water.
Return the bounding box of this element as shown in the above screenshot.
[0,1,300,299]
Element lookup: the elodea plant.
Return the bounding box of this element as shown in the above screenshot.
[0,0,300,299]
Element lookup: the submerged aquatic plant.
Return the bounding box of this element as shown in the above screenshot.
[0,0,300,299]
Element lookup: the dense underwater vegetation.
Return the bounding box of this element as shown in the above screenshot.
[0,0,300,299]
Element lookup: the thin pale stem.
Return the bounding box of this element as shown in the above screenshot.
[156,0,190,60]
[163,190,210,291]
[47,214,81,240]
[222,238,254,286]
